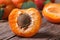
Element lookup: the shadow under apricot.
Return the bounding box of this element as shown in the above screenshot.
[16,32,55,38]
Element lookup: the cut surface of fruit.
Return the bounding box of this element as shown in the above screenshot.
[42,3,60,23]
[46,5,60,14]
[9,8,42,37]
[48,7,60,13]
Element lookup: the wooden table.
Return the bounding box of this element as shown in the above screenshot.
[0,18,60,40]
[0,0,60,40]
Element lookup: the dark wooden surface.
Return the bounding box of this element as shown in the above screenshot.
[0,18,60,40]
[0,0,60,40]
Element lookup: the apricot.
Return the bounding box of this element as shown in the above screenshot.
[9,8,42,37]
[42,3,60,23]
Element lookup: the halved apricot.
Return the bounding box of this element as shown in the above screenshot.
[42,3,60,23]
[9,8,42,37]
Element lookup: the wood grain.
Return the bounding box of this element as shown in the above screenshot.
[0,0,60,39]
[0,18,60,40]
[0,22,15,40]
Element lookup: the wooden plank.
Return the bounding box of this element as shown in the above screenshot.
[9,18,60,40]
[10,36,48,40]
[40,18,60,36]
[0,0,60,40]
[0,22,15,40]
[0,18,60,40]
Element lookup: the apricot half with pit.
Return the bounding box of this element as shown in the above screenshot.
[9,8,42,37]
